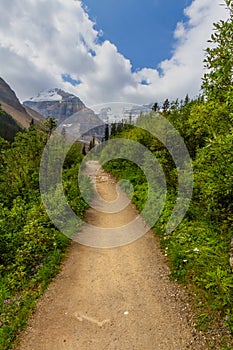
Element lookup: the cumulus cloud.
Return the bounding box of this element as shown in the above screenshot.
[127,0,229,104]
[0,0,229,106]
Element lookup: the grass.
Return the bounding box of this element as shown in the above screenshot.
[0,241,70,350]
[103,158,233,349]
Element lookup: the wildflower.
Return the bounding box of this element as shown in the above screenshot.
[193,247,199,252]
[183,260,188,263]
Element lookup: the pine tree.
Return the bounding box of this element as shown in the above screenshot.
[184,94,189,105]
[111,123,116,137]
[162,98,170,114]
[104,124,109,141]
[82,145,87,155]
[89,139,93,151]
[152,102,159,112]
[44,117,57,138]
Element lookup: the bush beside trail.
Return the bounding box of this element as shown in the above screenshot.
[0,119,91,349]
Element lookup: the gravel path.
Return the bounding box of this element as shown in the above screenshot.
[16,161,207,350]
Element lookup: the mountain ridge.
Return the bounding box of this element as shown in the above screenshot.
[0,77,44,131]
[0,77,26,114]
[23,89,89,123]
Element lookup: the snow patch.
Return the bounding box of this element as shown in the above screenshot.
[28,88,62,102]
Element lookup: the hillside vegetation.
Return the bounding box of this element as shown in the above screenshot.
[0,106,23,142]
[0,119,91,349]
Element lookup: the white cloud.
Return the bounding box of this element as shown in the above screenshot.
[0,0,229,106]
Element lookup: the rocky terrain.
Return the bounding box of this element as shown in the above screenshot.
[24,88,90,123]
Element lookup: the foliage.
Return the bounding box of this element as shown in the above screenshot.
[0,106,23,142]
[202,0,233,105]
[194,129,233,221]
[104,102,233,347]
[102,5,233,345]
[0,119,91,349]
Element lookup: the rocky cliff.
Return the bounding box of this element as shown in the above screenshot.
[24,88,89,123]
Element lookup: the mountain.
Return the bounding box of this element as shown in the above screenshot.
[24,88,105,140]
[0,77,44,130]
[24,89,154,126]
[23,88,89,123]
[60,108,105,142]
[23,88,153,141]
[94,103,152,123]
[0,78,26,113]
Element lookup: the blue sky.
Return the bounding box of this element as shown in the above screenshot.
[83,0,193,70]
[0,0,229,106]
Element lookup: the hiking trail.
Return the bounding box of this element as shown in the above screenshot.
[16,161,207,350]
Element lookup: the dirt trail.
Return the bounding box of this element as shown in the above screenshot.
[16,161,207,350]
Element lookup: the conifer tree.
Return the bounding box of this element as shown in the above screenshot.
[104,124,109,141]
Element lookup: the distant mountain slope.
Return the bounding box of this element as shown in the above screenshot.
[0,77,44,129]
[60,108,105,141]
[24,105,46,124]
[24,88,89,123]
[0,101,32,129]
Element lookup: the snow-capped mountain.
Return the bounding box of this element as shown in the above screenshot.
[24,88,105,139]
[23,88,88,123]
[24,89,153,125]
[23,89,153,141]
[27,88,63,102]
[93,103,152,124]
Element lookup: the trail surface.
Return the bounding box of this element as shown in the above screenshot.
[16,161,207,350]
